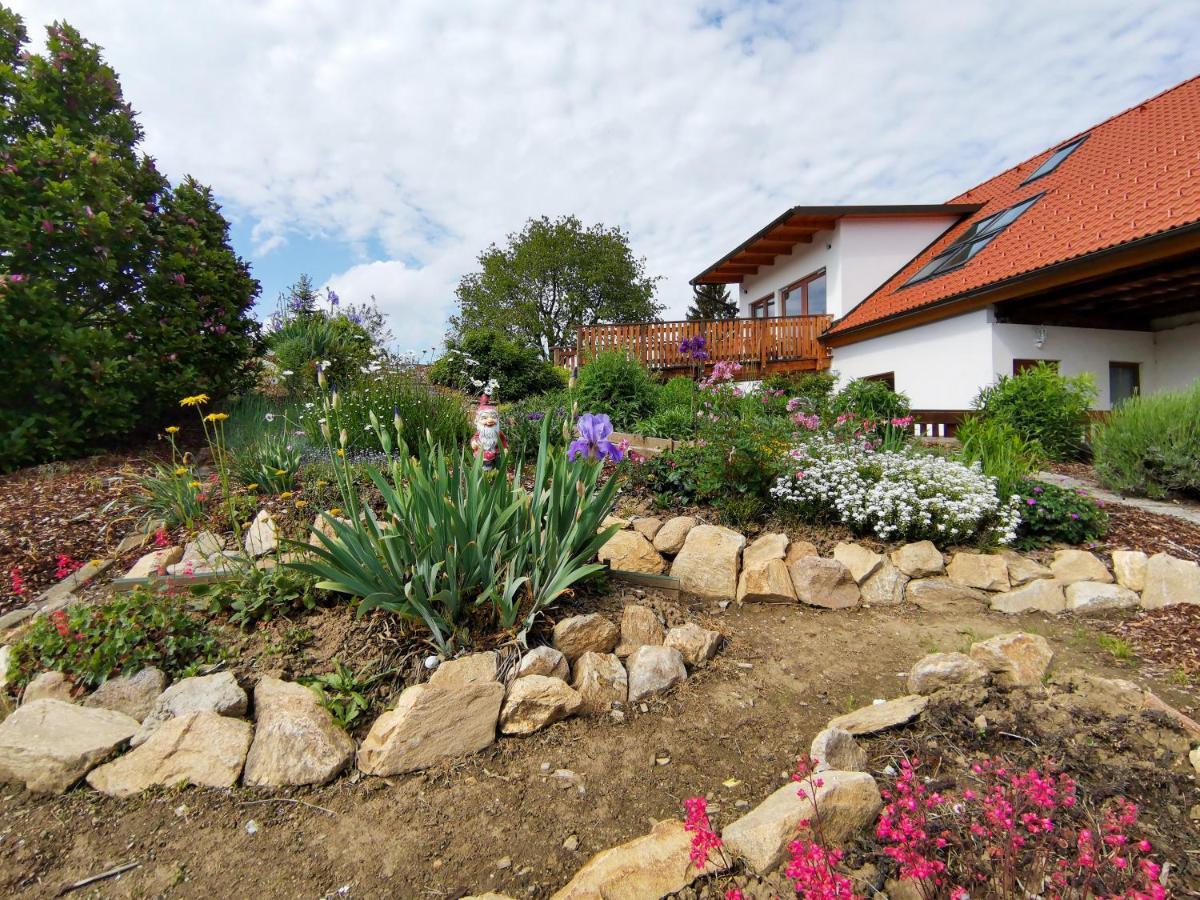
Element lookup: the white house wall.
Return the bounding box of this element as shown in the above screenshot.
[738,229,837,316]
[1153,322,1200,393]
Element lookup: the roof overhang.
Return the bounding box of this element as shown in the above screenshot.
[691,204,981,285]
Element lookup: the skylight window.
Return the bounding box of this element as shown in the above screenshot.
[1020,135,1089,185]
[903,194,1043,287]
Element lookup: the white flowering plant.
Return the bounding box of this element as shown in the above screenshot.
[770,435,1021,545]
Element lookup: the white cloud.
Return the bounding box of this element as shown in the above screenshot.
[10,0,1199,345]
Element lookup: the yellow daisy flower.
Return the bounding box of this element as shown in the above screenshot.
[180,394,210,407]
[246,483,259,491]
[165,426,180,434]
[174,466,188,476]
[279,491,294,500]
[328,507,342,517]
[336,448,345,457]
[274,469,286,476]
[203,412,229,423]
[189,480,202,489]
[294,499,308,508]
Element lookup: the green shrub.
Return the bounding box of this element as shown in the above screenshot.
[830,378,911,422]
[231,431,303,493]
[637,406,699,439]
[501,390,572,459]
[575,351,659,431]
[193,565,322,629]
[1013,480,1107,549]
[658,376,699,411]
[430,327,566,402]
[128,463,207,529]
[972,362,1096,461]
[267,313,376,398]
[761,371,838,414]
[956,415,1043,500]
[1092,381,1200,498]
[626,446,702,507]
[6,588,223,692]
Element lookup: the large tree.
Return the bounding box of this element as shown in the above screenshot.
[0,7,260,469]
[686,282,738,320]
[451,215,662,358]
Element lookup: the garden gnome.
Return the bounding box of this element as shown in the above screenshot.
[470,394,507,469]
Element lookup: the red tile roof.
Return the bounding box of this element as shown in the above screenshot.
[829,75,1200,336]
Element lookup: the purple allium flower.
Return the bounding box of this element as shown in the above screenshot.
[328,289,340,307]
[568,413,623,463]
[527,411,545,421]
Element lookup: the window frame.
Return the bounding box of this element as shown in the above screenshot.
[1020,135,1089,186]
[749,294,776,318]
[782,268,828,316]
[1108,361,1141,405]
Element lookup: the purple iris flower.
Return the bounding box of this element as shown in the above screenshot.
[568,413,623,463]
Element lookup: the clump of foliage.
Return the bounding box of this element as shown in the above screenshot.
[193,565,322,629]
[430,327,565,402]
[1092,380,1200,498]
[575,351,660,431]
[501,390,572,459]
[1013,480,1107,549]
[761,370,838,415]
[830,377,911,423]
[0,9,260,470]
[956,414,1043,500]
[626,446,702,508]
[973,362,1096,461]
[6,587,222,691]
[303,661,382,731]
[686,283,738,320]
[231,431,302,494]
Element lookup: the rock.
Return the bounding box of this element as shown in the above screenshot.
[1191,746,1200,776]
[553,614,619,663]
[1050,549,1112,585]
[784,540,819,567]
[599,515,630,532]
[429,651,498,688]
[743,533,789,570]
[0,646,11,690]
[833,543,883,584]
[552,819,727,900]
[737,558,798,603]
[243,677,354,786]
[809,727,868,772]
[989,579,1066,614]
[1140,553,1200,609]
[626,645,687,703]
[790,557,860,609]
[652,516,698,554]
[1000,550,1053,586]
[132,671,248,747]
[0,700,139,793]
[243,509,278,557]
[309,513,350,548]
[500,675,582,735]
[1050,670,1200,741]
[83,668,167,722]
[570,652,628,716]
[22,671,73,704]
[123,546,183,579]
[671,525,746,600]
[358,681,503,775]
[180,531,225,563]
[86,711,252,797]
[1065,582,1139,614]
[1111,550,1149,592]
[905,577,989,613]
[969,632,1054,687]
[860,562,908,606]
[890,541,944,578]
[630,517,663,541]
[907,653,988,695]
[614,605,664,658]
[827,695,928,735]
[516,646,569,681]
[946,553,1009,592]
[598,530,667,575]
[722,771,882,873]
[663,623,722,668]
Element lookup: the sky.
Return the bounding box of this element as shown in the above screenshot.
[11,0,1200,353]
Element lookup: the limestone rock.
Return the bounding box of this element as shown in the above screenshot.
[784,540,819,567]
[243,677,354,786]
[946,553,1009,592]
[1111,550,1149,592]
[664,623,722,668]
[1140,553,1200,609]
[1191,746,1200,776]
[0,700,138,793]
[1065,582,1139,614]
[599,515,630,532]
[86,711,251,797]
[907,653,988,695]
[833,542,883,584]
[429,651,498,688]
[83,668,168,722]
[670,525,746,600]
[516,646,569,681]
[552,819,727,900]
[989,579,1066,615]
[614,605,664,658]
[180,531,225,564]
[652,516,697,554]
[905,577,989,613]
[737,558,798,603]
[827,695,928,735]
[132,671,248,747]
[22,671,73,704]
[570,652,628,716]
[722,771,882,873]
[500,675,582,735]
[1050,549,1112,585]
[243,509,278,557]
[553,614,619,663]
[809,727,867,773]
[631,517,663,541]
[860,562,908,606]
[309,514,350,548]
[357,681,503,776]
[124,546,183,579]
[1000,550,1054,586]
[743,532,789,570]
[626,645,687,703]
[598,530,667,575]
[890,541,944,578]
[969,632,1053,687]
[790,557,860,609]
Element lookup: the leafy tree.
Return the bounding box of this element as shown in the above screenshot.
[0,7,259,469]
[429,327,565,402]
[687,283,738,320]
[451,215,662,359]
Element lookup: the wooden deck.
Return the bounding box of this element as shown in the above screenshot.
[553,315,833,375]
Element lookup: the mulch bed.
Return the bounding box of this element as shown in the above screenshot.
[1100,604,1200,684]
[1098,503,1200,561]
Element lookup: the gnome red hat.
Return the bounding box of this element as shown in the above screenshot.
[476,394,497,414]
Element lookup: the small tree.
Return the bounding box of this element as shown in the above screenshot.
[686,283,738,320]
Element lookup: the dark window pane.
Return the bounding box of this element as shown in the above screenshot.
[1022,136,1088,185]
[806,274,826,314]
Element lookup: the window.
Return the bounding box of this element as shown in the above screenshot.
[1013,359,1058,375]
[782,269,827,316]
[864,372,896,390]
[1021,135,1089,185]
[749,294,775,318]
[1109,362,1140,405]
[903,194,1044,287]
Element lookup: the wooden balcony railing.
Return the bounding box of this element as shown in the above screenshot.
[552,315,833,374]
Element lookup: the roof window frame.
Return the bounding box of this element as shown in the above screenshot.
[1020,134,1090,186]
